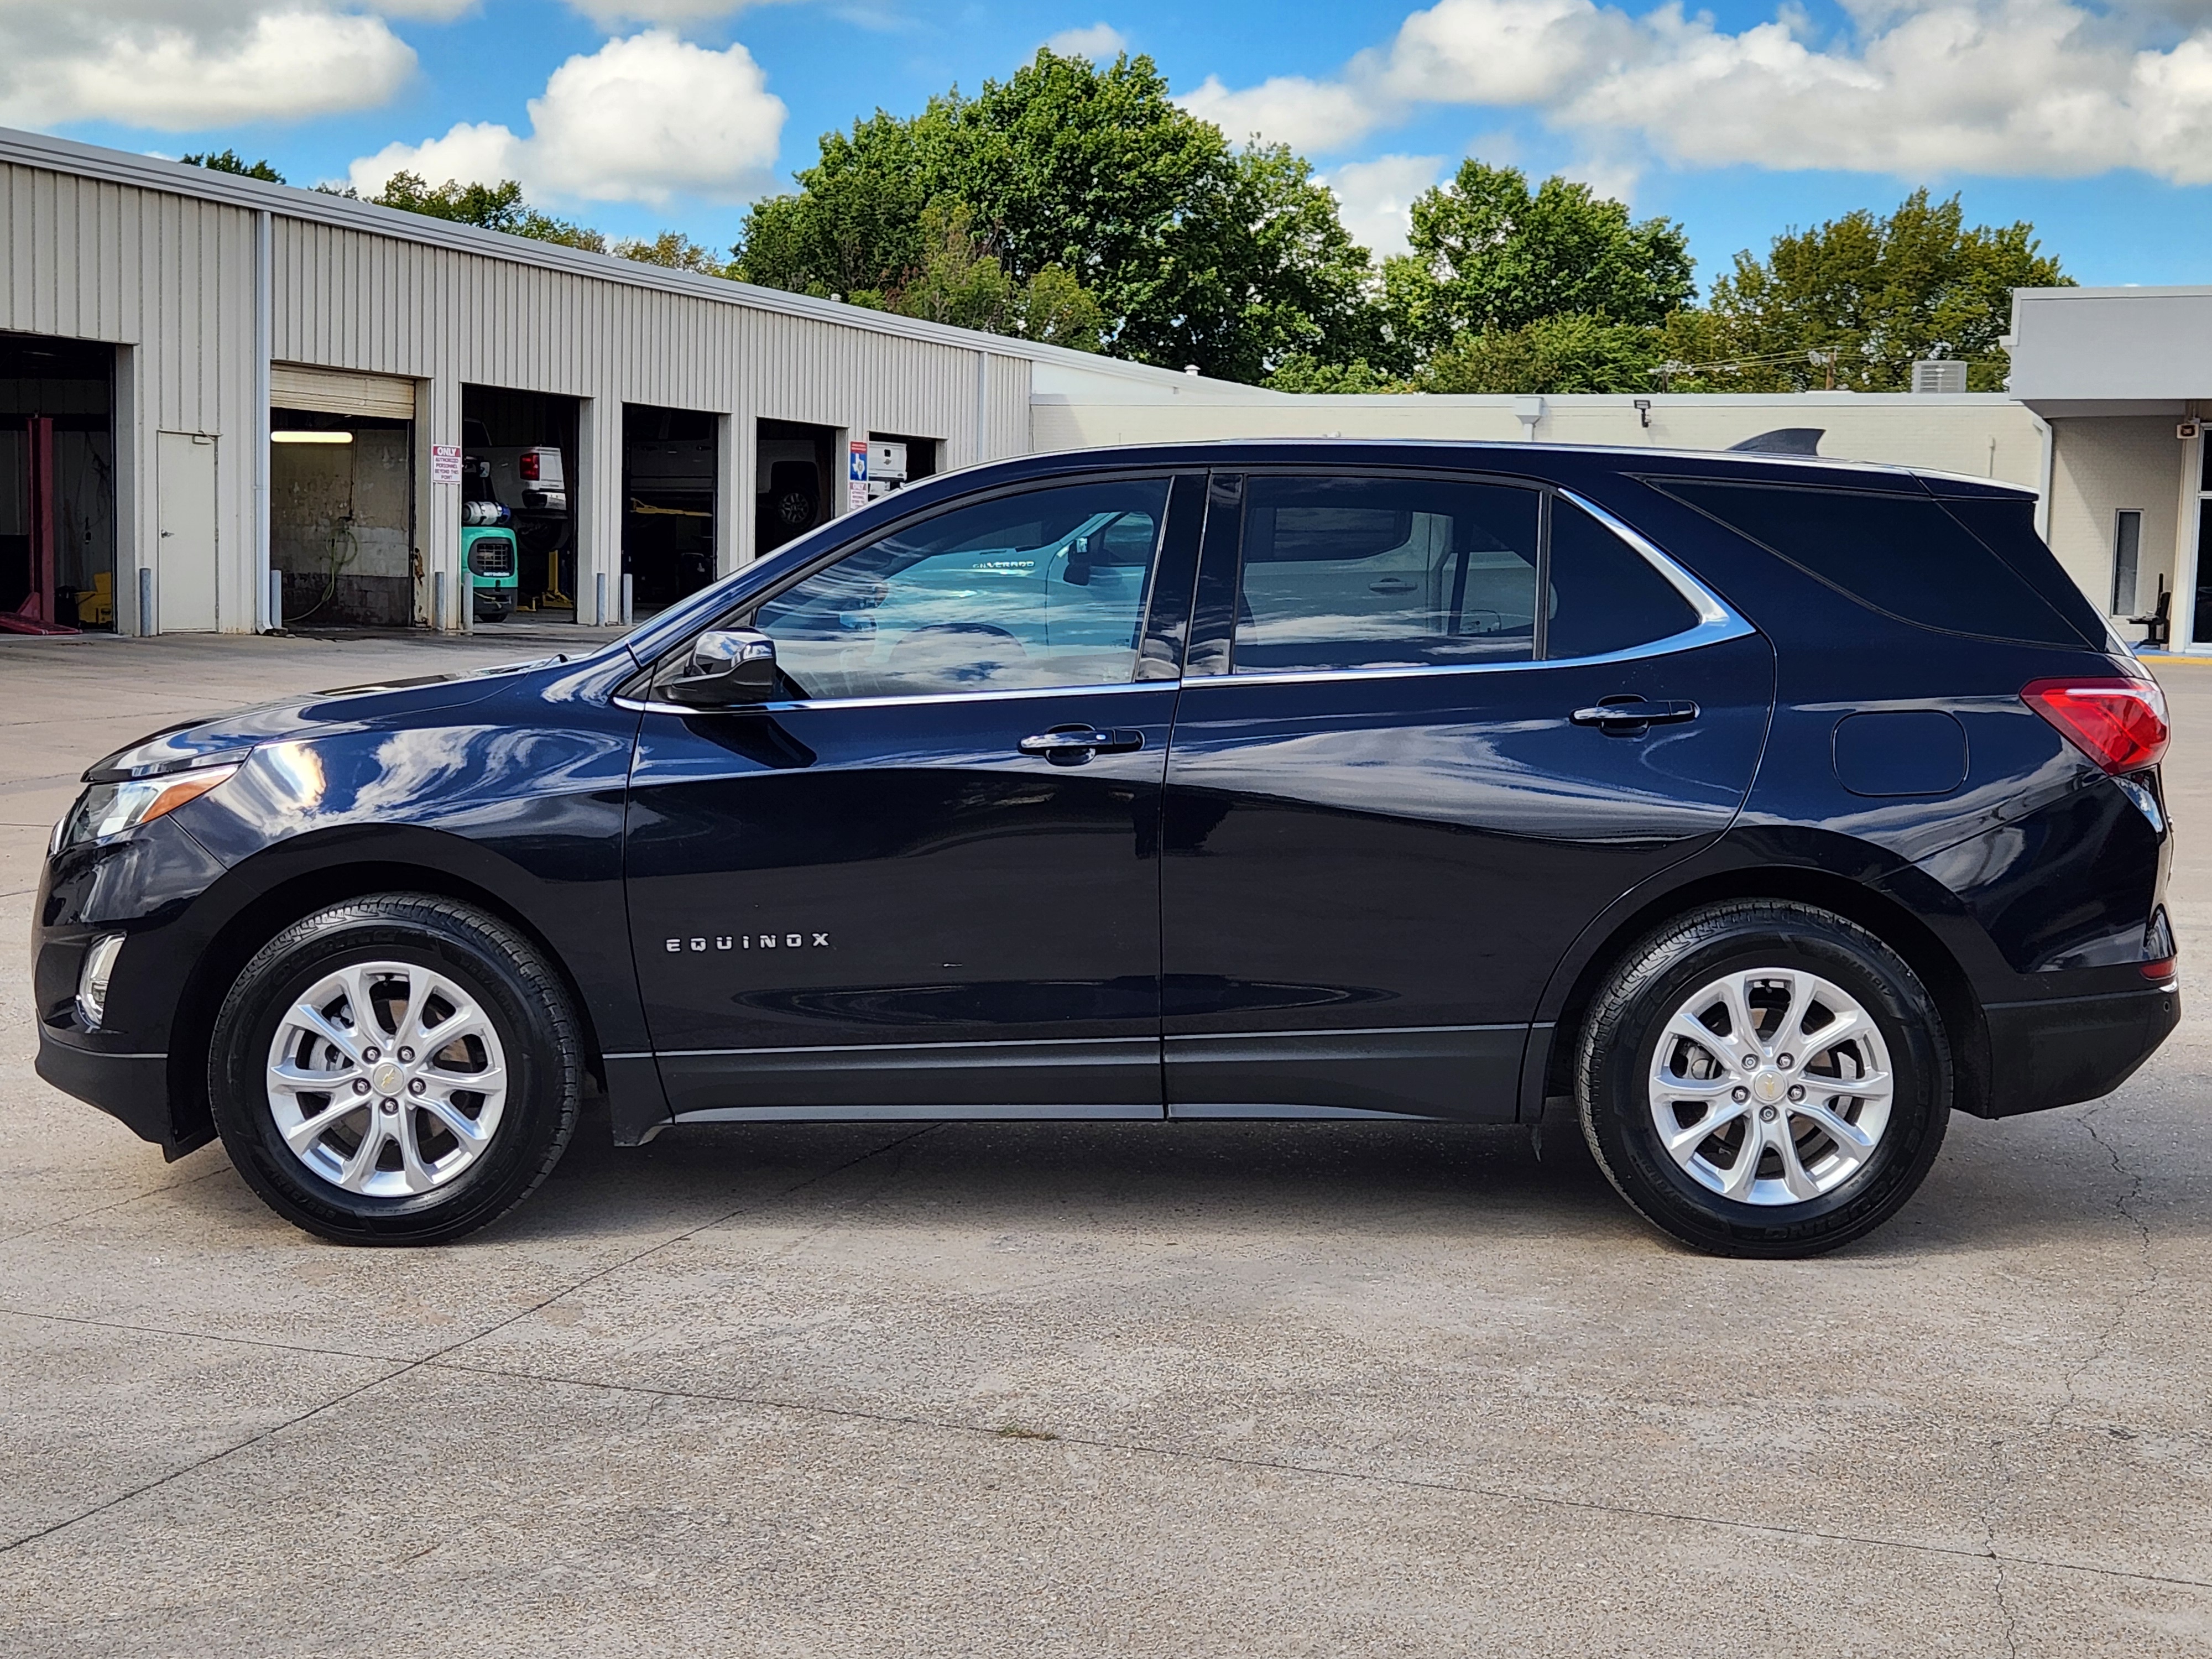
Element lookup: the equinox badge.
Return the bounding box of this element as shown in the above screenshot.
[666,932,832,952]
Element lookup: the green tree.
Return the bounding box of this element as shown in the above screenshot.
[1418,314,1664,394]
[736,109,938,302]
[734,49,1374,380]
[1265,353,1413,393]
[887,202,1105,350]
[364,173,609,252]
[613,230,726,273]
[1384,163,1693,360]
[1663,189,2071,392]
[181,149,283,184]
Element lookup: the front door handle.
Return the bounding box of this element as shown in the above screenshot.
[1018,727,1145,763]
[1570,697,1700,734]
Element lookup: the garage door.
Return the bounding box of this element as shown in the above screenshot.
[269,364,416,421]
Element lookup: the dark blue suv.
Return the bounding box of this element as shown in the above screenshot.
[33,442,2179,1255]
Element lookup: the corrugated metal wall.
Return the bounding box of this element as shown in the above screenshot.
[268,218,1035,627]
[2,147,1039,633]
[1,161,257,631]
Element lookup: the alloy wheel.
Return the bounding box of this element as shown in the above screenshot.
[1646,967,1893,1205]
[263,959,509,1197]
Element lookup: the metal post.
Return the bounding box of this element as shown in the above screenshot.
[254,209,273,633]
[267,568,283,632]
[434,569,448,633]
[974,350,990,465]
[138,566,155,637]
[622,572,633,625]
[595,570,607,627]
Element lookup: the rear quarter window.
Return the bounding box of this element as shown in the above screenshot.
[1653,479,2096,648]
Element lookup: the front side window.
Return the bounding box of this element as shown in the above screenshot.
[1233,477,1541,674]
[752,478,1168,700]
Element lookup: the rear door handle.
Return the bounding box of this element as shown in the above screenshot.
[1570,697,1699,734]
[1018,727,1145,761]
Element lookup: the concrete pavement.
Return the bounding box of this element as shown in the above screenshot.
[1,630,2208,1656]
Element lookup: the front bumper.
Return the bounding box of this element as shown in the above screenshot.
[35,1027,199,1157]
[1979,982,2180,1117]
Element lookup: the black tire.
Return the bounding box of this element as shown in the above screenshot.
[1576,900,1950,1258]
[208,894,582,1245]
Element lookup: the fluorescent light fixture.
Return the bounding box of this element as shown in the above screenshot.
[271,430,353,444]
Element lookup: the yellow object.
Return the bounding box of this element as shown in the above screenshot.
[75,571,113,627]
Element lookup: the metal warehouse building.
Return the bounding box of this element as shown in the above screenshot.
[0,123,2173,646]
[0,126,1065,637]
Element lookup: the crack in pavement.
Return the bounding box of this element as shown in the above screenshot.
[371,1353,2212,1597]
[7,1271,2207,1599]
[0,1163,233,1251]
[2062,1103,2158,1428]
[1973,1102,2167,1651]
[1985,1506,2023,1658]
[0,1125,935,1558]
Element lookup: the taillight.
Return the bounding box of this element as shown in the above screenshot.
[2021,677,2169,774]
[520,450,541,481]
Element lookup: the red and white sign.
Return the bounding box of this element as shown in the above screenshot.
[431,444,462,485]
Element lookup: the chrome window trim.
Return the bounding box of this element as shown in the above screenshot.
[614,677,1168,716]
[1557,487,1735,628]
[1196,482,1750,689]
[1201,611,1754,690]
[617,485,1754,712]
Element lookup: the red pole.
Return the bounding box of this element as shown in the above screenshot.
[2,416,77,634]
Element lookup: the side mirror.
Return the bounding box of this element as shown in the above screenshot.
[665,629,779,708]
[1063,534,1092,587]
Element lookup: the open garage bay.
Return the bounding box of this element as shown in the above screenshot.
[1,633,2209,1655]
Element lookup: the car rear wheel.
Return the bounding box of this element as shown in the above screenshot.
[1577,900,1950,1257]
[208,894,581,1245]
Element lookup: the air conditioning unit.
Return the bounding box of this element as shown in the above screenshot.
[1911,360,1968,394]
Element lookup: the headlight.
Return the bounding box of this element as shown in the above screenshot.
[53,762,241,855]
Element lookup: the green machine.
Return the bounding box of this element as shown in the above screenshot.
[463,524,519,624]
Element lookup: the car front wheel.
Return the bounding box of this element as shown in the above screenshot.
[208,894,582,1245]
[1577,900,1951,1258]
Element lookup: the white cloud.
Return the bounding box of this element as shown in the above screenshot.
[1321,153,1444,257]
[1044,23,1129,59]
[351,122,522,195]
[1182,0,2212,185]
[1182,72,1384,152]
[0,4,419,131]
[351,29,787,206]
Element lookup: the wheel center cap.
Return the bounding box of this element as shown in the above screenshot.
[372,1061,405,1095]
[1751,1069,1786,1105]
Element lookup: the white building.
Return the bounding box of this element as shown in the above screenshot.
[2007,285,2212,651]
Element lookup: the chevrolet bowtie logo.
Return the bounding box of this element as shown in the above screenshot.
[666,932,832,953]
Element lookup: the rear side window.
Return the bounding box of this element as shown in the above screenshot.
[1655,479,2090,646]
[1547,498,1698,658]
[1234,477,1540,673]
[1937,494,2110,646]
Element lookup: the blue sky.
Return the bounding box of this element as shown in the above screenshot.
[22,0,2212,293]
